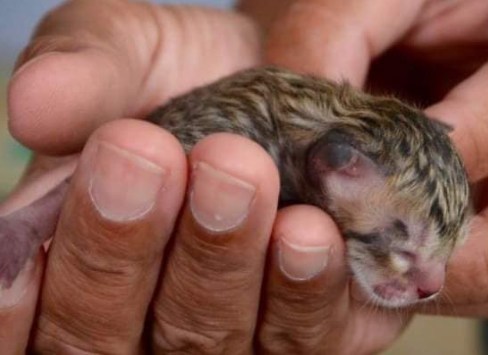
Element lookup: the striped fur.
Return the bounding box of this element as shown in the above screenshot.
[148,67,470,253]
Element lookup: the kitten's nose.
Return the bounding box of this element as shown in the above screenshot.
[412,261,445,300]
[417,287,439,299]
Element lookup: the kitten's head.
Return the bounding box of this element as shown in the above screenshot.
[307,92,471,308]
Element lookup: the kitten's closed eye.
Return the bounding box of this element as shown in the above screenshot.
[306,130,385,202]
[345,231,381,245]
[308,131,357,171]
[316,143,356,171]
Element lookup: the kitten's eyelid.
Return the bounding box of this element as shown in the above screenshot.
[345,231,380,245]
[336,152,364,177]
[393,219,408,236]
[360,233,377,244]
[321,143,357,171]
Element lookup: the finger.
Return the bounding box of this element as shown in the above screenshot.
[258,206,408,354]
[406,0,488,48]
[417,62,488,315]
[0,157,75,286]
[32,119,187,353]
[418,212,488,316]
[0,156,73,354]
[257,205,348,354]
[425,62,488,181]
[246,0,427,85]
[0,156,76,216]
[0,252,43,355]
[151,134,280,353]
[8,1,259,154]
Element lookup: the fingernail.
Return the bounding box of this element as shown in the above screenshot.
[89,142,168,222]
[279,237,330,281]
[0,260,36,308]
[190,162,256,232]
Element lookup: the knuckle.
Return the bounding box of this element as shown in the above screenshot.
[34,313,121,354]
[258,322,326,355]
[256,287,338,355]
[60,193,162,271]
[177,213,261,275]
[50,209,159,295]
[152,315,250,355]
[267,282,333,320]
[62,240,142,289]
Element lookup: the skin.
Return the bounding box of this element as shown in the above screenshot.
[1,0,488,354]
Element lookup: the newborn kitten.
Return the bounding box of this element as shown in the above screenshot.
[0,67,471,308]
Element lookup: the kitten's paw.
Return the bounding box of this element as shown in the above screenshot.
[0,181,68,289]
[0,218,35,289]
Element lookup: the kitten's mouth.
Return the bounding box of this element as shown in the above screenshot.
[354,277,441,308]
[351,262,446,308]
[371,280,439,307]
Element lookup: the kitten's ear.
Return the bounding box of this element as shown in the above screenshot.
[306,131,377,184]
[430,118,454,134]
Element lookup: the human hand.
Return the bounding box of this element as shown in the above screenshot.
[240,0,488,331]
[6,2,481,352]
[2,1,404,354]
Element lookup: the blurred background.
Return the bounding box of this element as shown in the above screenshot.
[0,1,483,354]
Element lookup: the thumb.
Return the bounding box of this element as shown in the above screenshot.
[8,0,259,155]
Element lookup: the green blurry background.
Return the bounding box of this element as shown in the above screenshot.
[0,1,483,354]
[0,72,29,199]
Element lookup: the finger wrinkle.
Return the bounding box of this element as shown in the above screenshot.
[165,230,261,299]
[130,3,165,115]
[35,315,133,355]
[40,275,144,339]
[59,220,162,276]
[24,0,158,111]
[258,327,327,355]
[152,316,248,355]
[33,331,94,355]
[135,5,186,112]
[60,237,151,290]
[180,235,259,276]
[142,5,259,109]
